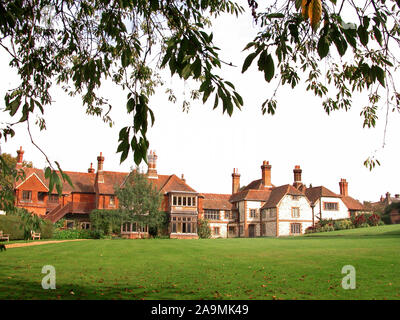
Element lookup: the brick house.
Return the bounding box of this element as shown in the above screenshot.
[14,147,199,239]
[199,162,365,237]
[13,147,365,238]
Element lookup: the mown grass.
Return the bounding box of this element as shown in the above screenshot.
[0,224,399,300]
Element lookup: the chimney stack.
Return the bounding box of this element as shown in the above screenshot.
[261,161,272,188]
[96,152,105,183]
[232,168,240,194]
[147,150,158,179]
[16,146,24,168]
[385,192,391,205]
[339,178,348,197]
[88,163,95,173]
[181,174,186,183]
[293,165,303,189]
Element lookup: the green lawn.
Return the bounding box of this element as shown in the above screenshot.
[1,225,399,300]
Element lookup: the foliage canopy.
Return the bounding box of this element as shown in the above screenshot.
[1,0,400,198]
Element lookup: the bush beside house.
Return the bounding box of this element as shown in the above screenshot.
[305,213,384,234]
[0,213,53,240]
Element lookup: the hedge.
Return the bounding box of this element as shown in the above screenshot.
[0,215,54,240]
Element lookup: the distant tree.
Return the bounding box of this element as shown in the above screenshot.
[114,169,163,237]
[0,153,32,213]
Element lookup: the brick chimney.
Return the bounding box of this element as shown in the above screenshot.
[16,146,24,168]
[339,178,348,197]
[88,163,95,173]
[293,165,303,189]
[261,161,272,188]
[181,174,186,183]
[385,192,391,205]
[96,152,105,183]
[232,168,240,194]
[147,150,158,179]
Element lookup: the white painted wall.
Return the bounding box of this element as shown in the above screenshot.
[276,194,313,236]
[315,197,349,221]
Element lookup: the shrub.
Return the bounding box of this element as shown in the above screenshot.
[321,224,334,232]
[333,219,353,230]
[367,213,381,226]
[319,219,334,227]
[90,209,123,236]
[305,225,318,234]
[0,212,54,240]
[352,214,367,228]
[197,219,211,239]
[39,220,54,239]
[0,215,24,240]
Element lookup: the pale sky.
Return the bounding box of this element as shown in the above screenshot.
[1,4,399,203]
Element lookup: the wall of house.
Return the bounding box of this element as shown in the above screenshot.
[316,197,349,221]
[15,175,48,216]
[264,221,277,237]
[276,195,313,236]
[209,222,228,238]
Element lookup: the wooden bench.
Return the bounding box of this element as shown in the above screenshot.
[0,231,9,242]
[31,230,41,240]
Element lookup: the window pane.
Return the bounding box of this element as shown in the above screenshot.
[183,197,186,206]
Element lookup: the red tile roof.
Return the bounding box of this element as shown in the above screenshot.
[262,184,305,209]
[305,186,340,205]
[240,179,275,192]
[201,193,233,210]
[18,168,197,196]
[97,171,129,194]
[340,196,364,211]
[230,189,272,202]
[18,167,96,194]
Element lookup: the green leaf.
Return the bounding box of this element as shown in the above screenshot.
[317,36,330,59]
[242,51,259,73]
[357,25,369,46]
[264,54,274,82]
[373,26,382,46]
[374,66,385,88]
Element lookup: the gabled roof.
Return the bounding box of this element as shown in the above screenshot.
[340,196,364,211]
[240,179,275,192]
[201,193,233,210]
[15,172,48,191]
[262,184,305,209]
[101,172,197,195]
[17,167,96,194]
[305,186,340,205]
[158,174,197,194]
